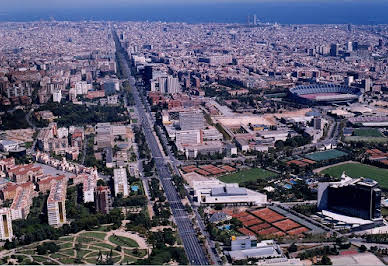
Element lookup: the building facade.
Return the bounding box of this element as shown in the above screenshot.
[113,167,128,197]
[47,178,67,227]
[318,173,381,220]
[0,208,13,241]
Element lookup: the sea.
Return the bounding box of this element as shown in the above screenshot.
[1,1,388,24]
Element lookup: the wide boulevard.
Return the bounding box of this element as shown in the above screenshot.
[113,30,209,265]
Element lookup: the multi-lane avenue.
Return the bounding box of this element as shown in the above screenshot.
[113,30,209,265]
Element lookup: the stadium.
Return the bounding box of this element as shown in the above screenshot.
[289,84,361,105]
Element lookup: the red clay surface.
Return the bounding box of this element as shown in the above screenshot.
[250,223,271,232]
[251,208,286,223]
[238,227,256,236]
[243,219,263,227]
[194,169,211,176]
[220,165,237,172]
[259,227,281,235]
[287,227,309,235]
[273,219,301,231]
[231,211,251,218]
[239,215,257,222]
[231,208,311,238]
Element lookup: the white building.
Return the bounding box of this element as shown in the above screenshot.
[227,237,284,261]
[0,208,13,241]
[179,111,205,130]
[83,173,97,203]
[151,75,180,94]
[75,81,92,95]
[47,178,67,227]
[175,130,201,146]
[202,127,223,141]
[57,127,69,139]
[114,167,129,197]
[52,89,62,103]
[192,180,267,206]
[0,140,20,152]
[167,76,180,94]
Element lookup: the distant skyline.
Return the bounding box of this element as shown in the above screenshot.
[1,0,388,24]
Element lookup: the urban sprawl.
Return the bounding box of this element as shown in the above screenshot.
[0,20,387,265]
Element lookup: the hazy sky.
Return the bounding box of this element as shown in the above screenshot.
[1,0,387,24]
[2,0,385,8]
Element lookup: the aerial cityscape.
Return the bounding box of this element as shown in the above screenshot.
[0,0,388,265]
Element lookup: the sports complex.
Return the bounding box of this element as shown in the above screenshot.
[289,84,361,105]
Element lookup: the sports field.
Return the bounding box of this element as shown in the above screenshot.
[219,168,277,184]
[353,128,383,137]
[344,136,387,143]
[321,163,388,189]
[304,149,348,162]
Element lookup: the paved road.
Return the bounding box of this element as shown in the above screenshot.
[113,30,209,265]
[25,108,38,154]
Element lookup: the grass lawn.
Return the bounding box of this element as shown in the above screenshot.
[84,251,100,259]
[305,149,348,162]
[92,242,116,250]
[382,207,388,217]
[344,136,387,143]
[123,248,147,258]
[20,249,35,255]
[60,248,75,257]
[84,257,98,264]
[219,168,277,183]
[79,231,107,240]
[49,253,63,260]
[353,128,383,137]
[76,236,96,244]
[59,242,73,249]
[32,256,51,263]
[108,235,139,248]
[59,236,74,241]
[122,255,136,263]
[77,249,94,258]
[322,163,388,189]
[57,257,76,264]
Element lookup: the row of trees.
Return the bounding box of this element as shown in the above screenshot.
[36,102,128,127]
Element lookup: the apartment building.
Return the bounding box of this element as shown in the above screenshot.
[0,208,13,241]
[7,164,43,184]
[113,167,128,197]
[83,173,97,203]
[10,183,34,220]
[47,178,67,227]
[95,186,112,214]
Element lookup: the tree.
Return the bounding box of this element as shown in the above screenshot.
[359,245,367,252]
[97,179,106,186]
[315,255,332,265]
[288,243,298,253]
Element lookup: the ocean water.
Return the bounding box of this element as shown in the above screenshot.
[1,1,388,24]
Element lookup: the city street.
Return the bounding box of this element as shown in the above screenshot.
[113,31,209,265]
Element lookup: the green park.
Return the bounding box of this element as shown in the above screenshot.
[219,167,278,184]
[321,163,388,189]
